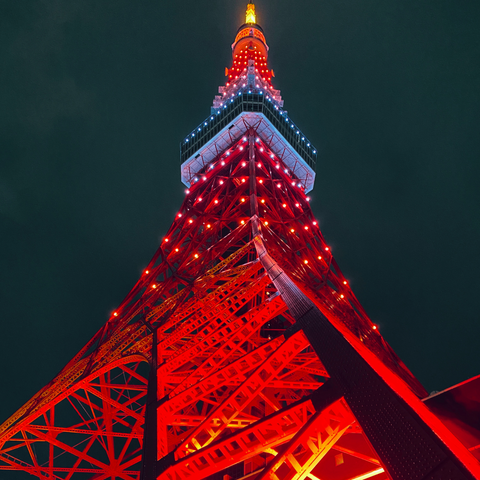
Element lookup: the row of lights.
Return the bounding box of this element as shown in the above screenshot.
[184,101,316,159]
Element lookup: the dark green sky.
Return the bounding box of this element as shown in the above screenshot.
[1,0,480,439]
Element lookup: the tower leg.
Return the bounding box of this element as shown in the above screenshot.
[254,238,480,480]
[141,330,157,480]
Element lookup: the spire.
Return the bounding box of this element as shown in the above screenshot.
[245,3,256,24]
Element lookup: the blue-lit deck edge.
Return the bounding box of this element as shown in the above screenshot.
[180,93,317,192]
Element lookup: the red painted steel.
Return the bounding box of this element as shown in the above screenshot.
[1,4,479,480]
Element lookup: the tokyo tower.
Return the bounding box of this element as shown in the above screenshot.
[1,3,480,480]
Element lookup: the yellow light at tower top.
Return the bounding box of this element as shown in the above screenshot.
[246,3,256,24]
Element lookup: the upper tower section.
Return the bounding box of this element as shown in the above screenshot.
[212,3,282,113]
[180,3,317,193]
[228,3,273,86]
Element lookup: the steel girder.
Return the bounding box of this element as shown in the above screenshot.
[1,130,479,480]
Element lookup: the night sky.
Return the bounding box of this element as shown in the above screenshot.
[1,0,480,436]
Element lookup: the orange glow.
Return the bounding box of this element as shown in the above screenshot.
[349,468,385,480]
[152,284,157,289]
[145,270,149,274]
[304,260,308,264]
[113,312,118,317]
[194,254,199,259]
[246,4,256,24]
[241,220,245,224]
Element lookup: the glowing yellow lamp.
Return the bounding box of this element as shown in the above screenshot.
[246,3,256,24]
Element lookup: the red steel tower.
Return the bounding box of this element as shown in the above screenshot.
[1,4,480,480]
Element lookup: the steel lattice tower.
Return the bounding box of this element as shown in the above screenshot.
[1,4,479,480]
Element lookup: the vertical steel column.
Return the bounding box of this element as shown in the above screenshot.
[141,329,158,480]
